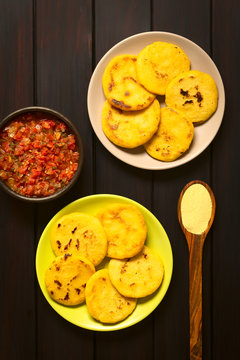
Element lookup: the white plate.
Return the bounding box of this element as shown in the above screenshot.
[87,32,225,170]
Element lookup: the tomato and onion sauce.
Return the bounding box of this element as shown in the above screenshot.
[0,112,80,197]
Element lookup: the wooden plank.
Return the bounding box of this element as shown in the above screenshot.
[152,1,212,359]
[153,0,210,50]
[35,1,94,358]
[212,0,240,359]
[94,0,154,358]
[0,1,35,359]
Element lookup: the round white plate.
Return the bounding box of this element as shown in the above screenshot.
[87,31,225,170]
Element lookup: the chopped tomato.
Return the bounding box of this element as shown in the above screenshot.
[18,164,29,174]
[14,145,24,156]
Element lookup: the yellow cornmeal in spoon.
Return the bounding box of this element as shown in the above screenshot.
[180,183,212,235]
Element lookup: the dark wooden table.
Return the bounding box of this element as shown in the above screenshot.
[1,1,239,359]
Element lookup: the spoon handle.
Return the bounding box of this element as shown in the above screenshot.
[187,233,204,360]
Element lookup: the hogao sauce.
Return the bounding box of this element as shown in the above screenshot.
[0,112,79,197]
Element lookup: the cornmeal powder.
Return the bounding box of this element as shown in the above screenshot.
[180,183,212,235]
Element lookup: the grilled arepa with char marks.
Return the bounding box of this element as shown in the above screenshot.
[85,269,137,324]
[97,203,147,259]
[45,254,95,305]
[101,98,160,148]
[144,107,194,161]
[165,70,218,123]
[136,41,190,95]
[50,212,107,266]
[102,55,155,111]
[108,246,164,298]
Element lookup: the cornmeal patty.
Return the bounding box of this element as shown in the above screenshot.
[144,107,194,161]
[51,212,107,266]
[101,98,160,148]
[85,269,137,323]
[97,203,147,259]
[108,246,164,298]
[45,254,95,306]
[165,70,218,123]
[136,41,190,95]
[102,55,155,111]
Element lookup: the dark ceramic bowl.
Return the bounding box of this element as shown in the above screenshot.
[0,106,84,202]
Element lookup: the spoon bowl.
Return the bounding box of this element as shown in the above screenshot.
[177,180,216,360]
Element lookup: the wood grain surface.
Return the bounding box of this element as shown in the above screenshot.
[0,1,239,360]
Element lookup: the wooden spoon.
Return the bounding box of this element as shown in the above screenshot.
[177,180,216,360]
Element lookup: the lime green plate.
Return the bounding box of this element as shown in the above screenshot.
[36,194,173,331]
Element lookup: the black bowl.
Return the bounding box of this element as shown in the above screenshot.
[0,106,84,202]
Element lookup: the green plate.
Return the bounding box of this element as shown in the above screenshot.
[36,194,173,331]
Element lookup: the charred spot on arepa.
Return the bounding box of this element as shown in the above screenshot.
[71,227,77,234]
[194,91,203,104]
[64,292,70,301]
[111,99,132,110]
[180,89,189,97]
[183,100,193,105]
[54,280,62,287]
[56,240,61,249]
